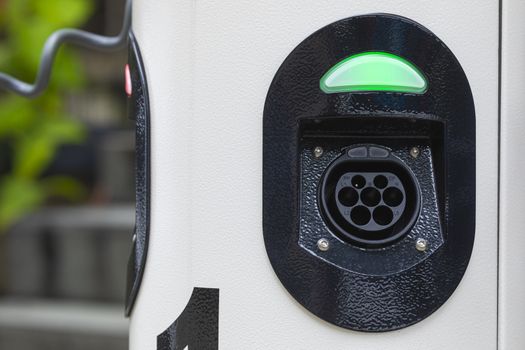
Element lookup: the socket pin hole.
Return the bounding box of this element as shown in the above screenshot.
[352,175,366,189]
[351,206,371,226]
[361,187,381,207]
[383,187,404,206]
[373,206,394,226]
[338,187,359,207]
[374,175,388,189]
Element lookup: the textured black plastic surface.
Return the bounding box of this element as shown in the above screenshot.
[158,288,220,350]
[125,32,151,316]
[263,14,475,331]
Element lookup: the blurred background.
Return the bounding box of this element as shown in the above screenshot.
[0,0,132,349]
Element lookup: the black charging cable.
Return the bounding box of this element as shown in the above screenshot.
[0,0,132,98]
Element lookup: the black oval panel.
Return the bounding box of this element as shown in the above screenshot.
[125,33,151,316]
[263,14,475,331]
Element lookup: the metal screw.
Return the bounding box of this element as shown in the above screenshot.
[410,147,420,159]
[132,233,137,243]
[317,238,330,252]
[313,146,324,158]
[415,238,428,252]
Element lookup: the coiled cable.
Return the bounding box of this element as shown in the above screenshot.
[0,0,132,98]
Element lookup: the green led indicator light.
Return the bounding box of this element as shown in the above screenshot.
[320,52,428,94]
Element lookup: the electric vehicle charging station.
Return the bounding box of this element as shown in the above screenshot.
[1,0,525,349]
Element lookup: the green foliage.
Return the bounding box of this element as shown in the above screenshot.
[0,0,94,230]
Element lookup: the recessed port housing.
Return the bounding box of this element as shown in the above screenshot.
[296,115,445,276]
[320,145,421,248]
